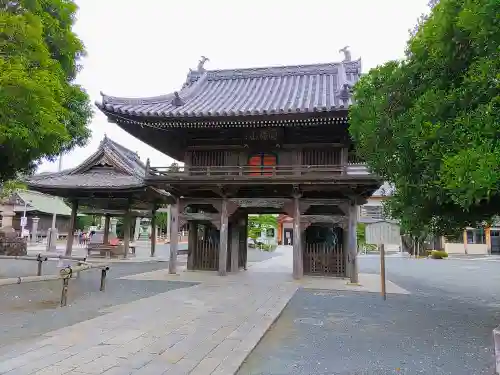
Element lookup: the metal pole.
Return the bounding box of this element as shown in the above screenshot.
[380,243,387,300]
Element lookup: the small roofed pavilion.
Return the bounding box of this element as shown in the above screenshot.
[27,136,173,256]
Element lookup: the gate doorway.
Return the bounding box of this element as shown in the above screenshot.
[303,225,345,276]
[491,230,500,254]
[283,228,293,246]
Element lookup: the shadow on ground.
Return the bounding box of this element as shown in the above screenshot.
[238,289,497,375]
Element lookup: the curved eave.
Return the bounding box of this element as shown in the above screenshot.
[27,182,148,195]
[95,100,352,119]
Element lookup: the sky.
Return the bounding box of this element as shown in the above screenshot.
[38,0,430,173]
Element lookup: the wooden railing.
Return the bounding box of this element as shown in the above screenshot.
[147,164,372,179]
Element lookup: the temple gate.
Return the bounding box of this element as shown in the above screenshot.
[96,51,381,281]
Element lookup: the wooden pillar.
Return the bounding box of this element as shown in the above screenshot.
[187,221,197,270]
[103,215,110,244]
[243,214,248,269]
[123,207,132,259]
[349,203,359,283]
[166,205,171,242]
[64,200,78,256]
[150,206,157,257]
[218,198,229,276]
[343,221,350,278]
[230,220,239,272]
[292,195,303,279]
[168,199,179,274]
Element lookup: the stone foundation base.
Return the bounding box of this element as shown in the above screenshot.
[0,229,27,256]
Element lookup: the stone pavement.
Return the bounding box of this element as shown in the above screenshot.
[0,246,408,375]
[0,250,298,375]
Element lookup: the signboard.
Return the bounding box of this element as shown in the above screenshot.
[365,221,401,245]
[365,221,401,302]
[20,216,27,227]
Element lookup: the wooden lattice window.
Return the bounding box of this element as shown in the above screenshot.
[247,153,277,176]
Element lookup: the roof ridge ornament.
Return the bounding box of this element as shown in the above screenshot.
[338,46,351,62]
[196,56,209,73]
[171,92,184,107]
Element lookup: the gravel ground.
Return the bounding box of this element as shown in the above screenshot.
[0,261,196,351]
[238,257,500,375]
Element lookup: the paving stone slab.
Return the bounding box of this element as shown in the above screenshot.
[0,266,297,375]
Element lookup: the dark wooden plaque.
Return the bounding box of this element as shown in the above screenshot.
[243,128,283,143]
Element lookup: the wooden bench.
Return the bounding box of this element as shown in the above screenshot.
[87,243,136,258]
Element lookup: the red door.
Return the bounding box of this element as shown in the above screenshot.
[248,153,277,176]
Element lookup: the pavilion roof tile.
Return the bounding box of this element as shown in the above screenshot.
[28,136,147,190]
[96,59,362,119]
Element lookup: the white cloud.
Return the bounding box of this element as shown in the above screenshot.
[38,0,429,173]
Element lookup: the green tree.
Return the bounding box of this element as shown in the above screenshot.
[349,0,500,239]
[155,211,169,233]
[0,0,92,183]
[75,214,95,231]
[0,179,26,201]
[247,214,278,243]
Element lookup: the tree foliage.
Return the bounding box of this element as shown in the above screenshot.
[0,178,26,201]
[155,211,169,232]
[0,0,92,183]
[247,214,277,242]
[349,0,500,237]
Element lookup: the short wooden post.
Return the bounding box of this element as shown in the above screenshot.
[168,199,179,274]
[380,243,386,300]
[36,254,43,276]
[65,200,78,256]
[218,198,229,276]
[60,276,69,307]
[100,269,107,292]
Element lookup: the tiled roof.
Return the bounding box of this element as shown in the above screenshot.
[96,59,361,119]
[28,136,146,190]
[14,190,72,216]
[372,182,395,197]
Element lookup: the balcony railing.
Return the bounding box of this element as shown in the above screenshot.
[147,164,373,180]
